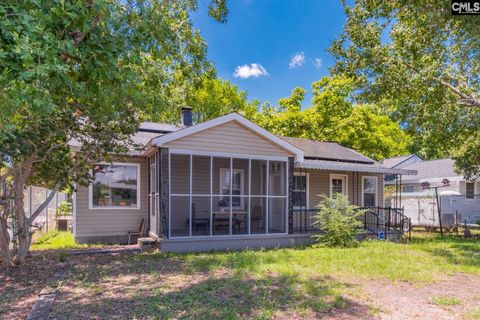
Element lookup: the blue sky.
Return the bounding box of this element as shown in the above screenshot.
[192,0,347,106]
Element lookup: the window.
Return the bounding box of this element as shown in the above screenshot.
[402,185,414,193]
[220,168,244,208]
[293,173,308,209]
[466,182,475,199]
[330,174,347,197]
[362,176,377,207]
[90,163,140,209]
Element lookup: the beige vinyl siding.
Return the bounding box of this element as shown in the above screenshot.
[300,169,384,208]
[164,120,293,157]
[75,156,148,237]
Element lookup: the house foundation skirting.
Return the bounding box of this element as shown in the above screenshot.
[76,235,132,245]
[159,234,316,252]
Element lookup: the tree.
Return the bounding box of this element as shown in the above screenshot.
[186,77,248,123]
[245,76,411,160]
[0,0,227,266]
[330,0,480,176]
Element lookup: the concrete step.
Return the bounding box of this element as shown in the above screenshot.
[137,237,156,250]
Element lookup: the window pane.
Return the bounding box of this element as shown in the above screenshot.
[363,193,376,207]
[150,161,156,193]
[233,159,249,195]
[294,175,306,191]
[466,182,475,199]
[363,177,376,207]
[212,196,230,235]
[171,154,190,194]
[269,198,286,233]
[363,177,376,193]
[293,175,307,208]
[251,160,267,195]
[192,196,211,236]
[92,164,138,207]
[170,196,189,237]
[213,157,230,195]
[233,197,248,235]
[269,161,286,196]
[250,197,266,234]
[192,156,211,195]
[331,179,343,194]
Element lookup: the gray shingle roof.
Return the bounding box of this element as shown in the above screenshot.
[400,158,459,182]
[381,155,415,168]
[280,137,375,164]
[138,122,183,133]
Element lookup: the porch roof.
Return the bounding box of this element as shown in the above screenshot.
[296,159,417,175]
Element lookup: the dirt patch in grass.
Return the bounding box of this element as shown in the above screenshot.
[353,273,480,320]
[0,251,66,319]
[50,252,373,319]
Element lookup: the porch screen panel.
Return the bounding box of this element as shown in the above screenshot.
[250,197,267,234]
[171,155,190,194]
[213,157,231,196]
[268,198,286,233]
[170,196,190,236]
[192,156,210,195]
[212,196,230,235]
[192,196,210,236]
[269,161,286,196]
[232,159,249,209]
[251,160,267,195]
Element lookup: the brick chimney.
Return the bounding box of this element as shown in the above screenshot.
[181,106,192,127]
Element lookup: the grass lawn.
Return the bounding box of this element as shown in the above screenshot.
[31,231,87,250]
[2,233,480,319]
[48,233,480,319]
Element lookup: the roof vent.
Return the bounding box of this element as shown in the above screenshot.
[181,106,193,127]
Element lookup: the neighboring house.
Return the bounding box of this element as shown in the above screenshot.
[383,155,480,225]
[70,110,414,251]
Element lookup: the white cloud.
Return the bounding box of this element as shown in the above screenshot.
[233,63,268,79]
[289,52,305,69]
[313,58,323,69]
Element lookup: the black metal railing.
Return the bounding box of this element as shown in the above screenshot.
[360,208,385,236]
[291,206,411,241]
[291,209,318,233]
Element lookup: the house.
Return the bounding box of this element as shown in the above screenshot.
[70,109,415,251]
[382,155,480,225]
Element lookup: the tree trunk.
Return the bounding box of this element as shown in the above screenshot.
[0,217,12,267]
[13,230,30,265]
[12,177,29,265]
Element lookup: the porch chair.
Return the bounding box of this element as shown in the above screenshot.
[191,203,210,234]
[128,218,146,245]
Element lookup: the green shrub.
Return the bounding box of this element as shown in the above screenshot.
[311,194,364,247]
[57,201,72,217]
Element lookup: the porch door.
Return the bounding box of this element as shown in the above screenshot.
[149,153,158,236]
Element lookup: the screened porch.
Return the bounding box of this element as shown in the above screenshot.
[167,151,289,238]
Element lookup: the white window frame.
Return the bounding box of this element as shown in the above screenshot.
[361,176,378,207]
[466,181,476,200]
[329,174,348,198]
[293,172,309,209]
[220,168,245,209]
[88,162,141,210]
